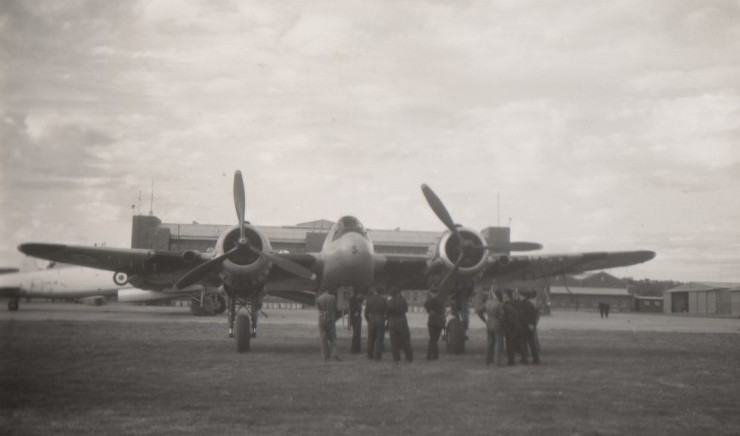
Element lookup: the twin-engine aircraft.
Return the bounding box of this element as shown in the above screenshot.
[19,171,655,353]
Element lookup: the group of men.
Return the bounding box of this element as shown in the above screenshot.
[316,286,414,365]
[476,288,540,366]
[315,286,541,366]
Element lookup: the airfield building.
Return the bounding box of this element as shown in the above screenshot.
[663,282,740,316]
[548,272,633,312]
[633,296,664,313]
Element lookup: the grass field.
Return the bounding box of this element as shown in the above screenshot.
[1,306,739,435]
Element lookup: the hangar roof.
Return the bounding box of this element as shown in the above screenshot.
[665,282,740,293]
[550,286,630,296]
[161,220,441,247]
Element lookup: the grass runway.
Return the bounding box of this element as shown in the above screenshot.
[1,304,739,435]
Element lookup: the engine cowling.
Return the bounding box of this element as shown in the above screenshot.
[431,226,488,276]
[215,224,273,290]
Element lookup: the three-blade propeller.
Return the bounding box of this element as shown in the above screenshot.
[421,184,496,294]
[175,171,315,290]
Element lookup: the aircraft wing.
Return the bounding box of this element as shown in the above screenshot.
[486,250,656,282]
[261,252,322,298]
[18,243,211,275]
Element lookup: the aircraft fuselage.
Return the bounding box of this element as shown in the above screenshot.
[319,228,375,292]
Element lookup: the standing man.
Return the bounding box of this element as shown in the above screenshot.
[386,286,413,365]
[423,291,445,361]
[477,288,505,366]
[364,286,387,361]
[316,289,341,362]
[500,289,521,366]
[349,291,364,354]
[517,289,540,365]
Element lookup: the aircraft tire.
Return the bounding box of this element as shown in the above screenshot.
[235,313,251,353]
[8,300,19,311]
[213,295,227,315]
[445,318,465,355]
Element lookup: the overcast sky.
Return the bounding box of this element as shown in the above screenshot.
[1,1,739,282]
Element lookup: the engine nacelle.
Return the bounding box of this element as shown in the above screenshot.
[215,224,273,290]
[429,226,488,276]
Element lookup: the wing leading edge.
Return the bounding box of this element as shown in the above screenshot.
[485,250,656,282]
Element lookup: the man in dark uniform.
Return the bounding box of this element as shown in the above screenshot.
[423,291,445,361]
[386,286,413,365]
[349,291,364,354]
[364,286,387,361]
[500,289,521,366]
[516,289,540,365]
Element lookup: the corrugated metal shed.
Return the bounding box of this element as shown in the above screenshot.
[663,282,740,315]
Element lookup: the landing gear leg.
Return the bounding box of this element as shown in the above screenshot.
[250,294,260,338]
[228,295,237,338]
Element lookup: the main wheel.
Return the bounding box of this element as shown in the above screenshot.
[190,296,215,316]
[235,313,251,353]
[213,295,227,315]
[446,318,465,355]
[8,300,19,311]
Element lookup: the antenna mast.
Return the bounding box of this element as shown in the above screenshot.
[149,181,154,216]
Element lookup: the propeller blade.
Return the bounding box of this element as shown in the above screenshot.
[174,247,237,289]
[421,184,457,233]
[438,252,464,297]
[234,171,246,240]
[249,246,316,281]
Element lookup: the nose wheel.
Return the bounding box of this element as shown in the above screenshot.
[227,293,261,353]
[235,313,251,352]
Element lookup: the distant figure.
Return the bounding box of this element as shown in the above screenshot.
[364,286,387,361]
[604,302,610,318]
[423,291,445,361]
[599,302,611,318]
[386,286,413,365]
[477,288,504,366]
[316,289,341,362]
[349,291,364,354]
[500,289,521,366]
[516,289,540,365]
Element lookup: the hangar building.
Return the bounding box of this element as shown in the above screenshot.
[663,282,740,316]
[548,272,633,312]
[131,215,439,256]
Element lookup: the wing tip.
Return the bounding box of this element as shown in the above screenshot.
[18,243,64,256]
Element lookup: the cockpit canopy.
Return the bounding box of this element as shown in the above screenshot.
[332,215,367,241]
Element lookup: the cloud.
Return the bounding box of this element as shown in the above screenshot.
[1,1,740,282]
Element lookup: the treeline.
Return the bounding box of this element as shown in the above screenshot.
[622,278,684,297]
